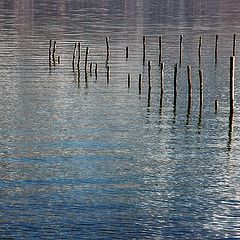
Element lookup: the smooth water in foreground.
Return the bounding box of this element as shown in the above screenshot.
[1,0,240,239]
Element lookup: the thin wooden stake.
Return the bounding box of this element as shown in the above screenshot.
[107,64,110,83]
[139,73,142,94]
[106,36,110,63]
[128,73,131,88]
[95,63,98,79]
[148,60,151,90]
[72,43,77,72]
[198,36,202,65]
[233,34,236,56]
[179,35,183,65]
[215,35,218,64]
[230,56,235,115]
[90,63,92,76]
[126,46,129,59]
[143,36,146,65]
[84,47,89,72]
[159,35,162,65]
[52,40,56,64]
[77,42,81,70]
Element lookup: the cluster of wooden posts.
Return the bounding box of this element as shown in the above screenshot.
[48,34,237,117]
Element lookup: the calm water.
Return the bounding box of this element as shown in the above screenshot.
[1,0,240,239]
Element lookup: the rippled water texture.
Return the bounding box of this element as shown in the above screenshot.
[1,0,240,239]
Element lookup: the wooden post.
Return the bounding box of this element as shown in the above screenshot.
[84,47,89,72]
[72,43,77,72]
[139,73,142,94]
[215,35,218,64]
[174,63,178,107]
[230,56,235,115]
[95,63,98,79]
[143,36,146,65]
[148,60,151,90]
[160,62,164,95]
[198,36,202,65]
[179,35,183,65]
[49,40,52,66]
[128,73,131,88]
[233,34,236,56]
[52,40,56,64]
[126,46,129,59]
[106,36,110,63]
[187,65,192,99]
[77,42,81,71]
[215,99,218,114]
[159,35,162,65]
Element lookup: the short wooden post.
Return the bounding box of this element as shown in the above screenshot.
[215,35,218,64]
[95,63,98,79]
[52,40,56,64]
[187,65,192,100]
[84,47,89,72]
[174,63,178,106]
[128,73,131,88]
[233,34,236,56]
[148,60,151,90]
[72,43,77,72]
[179,35,183,65]
[230,56,235,115]
[198,36,202,65]
[139,73,142,94]
[106,36,110,63]
[126,46,129,59]
[215,99,218,114]
[143,36,146,65]
[158,35,162,65]
[77,42,81,70]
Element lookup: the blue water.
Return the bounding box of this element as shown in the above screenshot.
[1,0,240,239]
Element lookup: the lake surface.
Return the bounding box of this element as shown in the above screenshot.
[1,0,240,239]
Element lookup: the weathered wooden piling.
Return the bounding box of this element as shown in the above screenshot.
[160,62,164,95]
[106,36,110,63]
[49,40,52,66]
[158,35,162,65]
[77,42,81,70]
[128,73,131,88]
[198,36,202,65]
[215,35,218,64]
[174,63,178,106]
[215,99,218,114]
[72,43,77,72]
[57,56,60,64]
[84,47,89,72]
[52,40,56,64]
[230,56,235,115]
[143,36,146,65]
[179,35,183,65]
[126,46,129,59]
[233,34,236,56]
[148,60,151,90]
[139,73,142,94]
[187,65,192,101]
[95,63,98,79]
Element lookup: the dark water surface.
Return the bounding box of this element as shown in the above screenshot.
[1,0,240,239]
